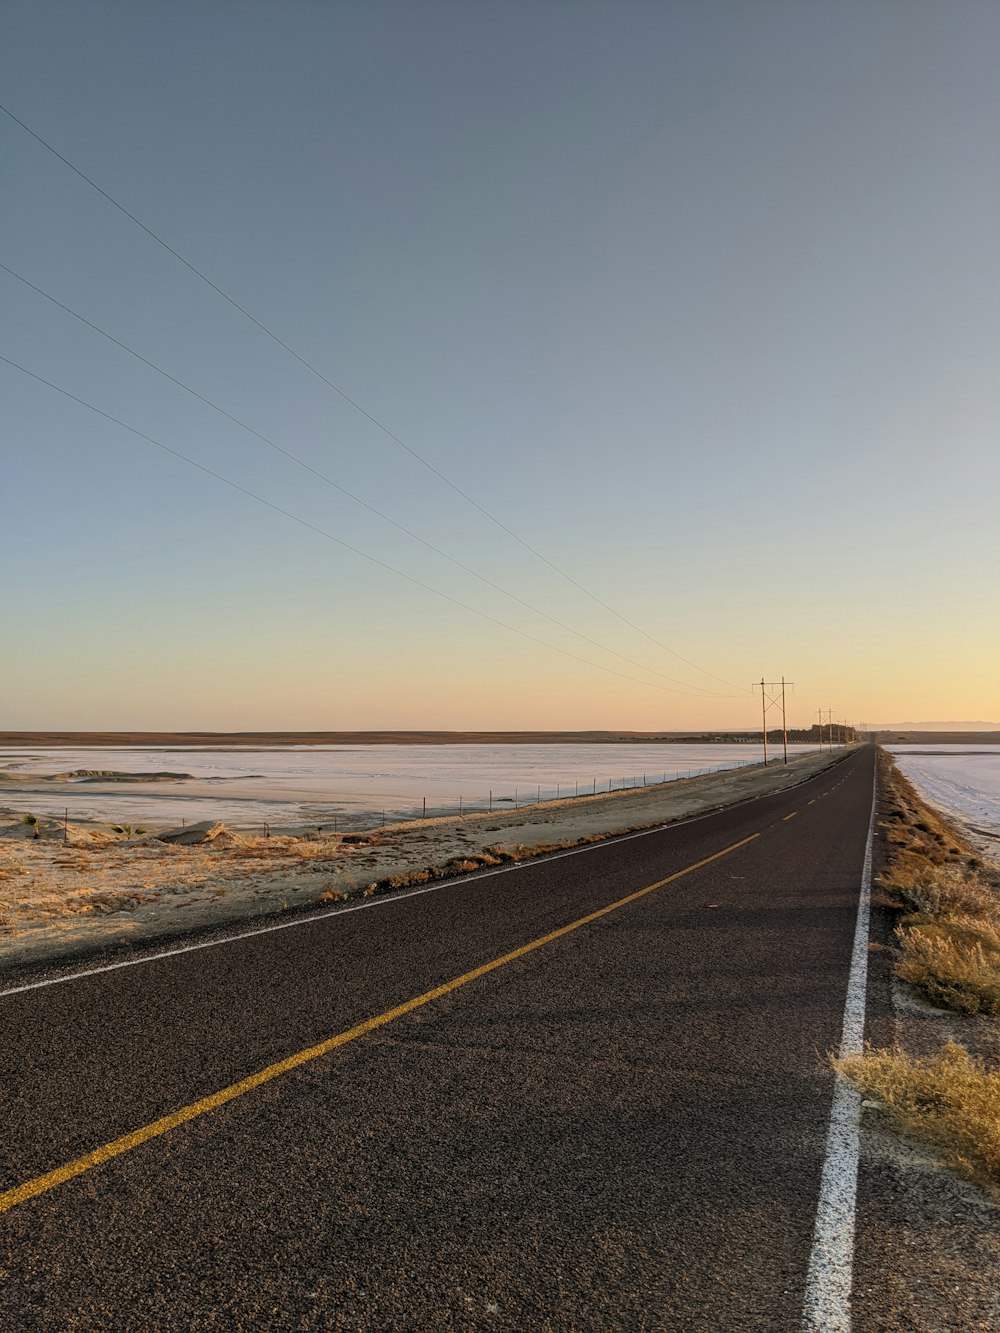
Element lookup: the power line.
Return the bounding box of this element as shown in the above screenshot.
[1,100,748,694]
[0,261,734,698]
[1,352,738,699]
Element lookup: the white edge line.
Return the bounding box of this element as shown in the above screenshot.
[800,753,876,1333]
[1,750,855,1001]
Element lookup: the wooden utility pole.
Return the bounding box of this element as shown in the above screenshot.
[754,679,794,765]
[818,708,834,749]
[760,679,768,767]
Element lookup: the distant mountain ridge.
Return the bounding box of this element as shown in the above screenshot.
[871,721,1000,732]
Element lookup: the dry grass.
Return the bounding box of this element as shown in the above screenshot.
[837,1041,1000,1190]
[321,832,644,905]
[877,754,1000,1016]
[895,920,1000,1016]
[834,753,1000,1194]
[316,886,349,903]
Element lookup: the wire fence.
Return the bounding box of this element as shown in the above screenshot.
[308,746,834,834]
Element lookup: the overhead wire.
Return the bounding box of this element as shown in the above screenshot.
[1,353,741,699]
[1,100,748,694]
[0,261,734,697]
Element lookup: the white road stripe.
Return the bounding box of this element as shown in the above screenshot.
[801,759,876,1331]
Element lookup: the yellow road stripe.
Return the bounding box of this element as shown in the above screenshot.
[807,799,816,805]
[783,812,798,821]
[0,834,759,1216]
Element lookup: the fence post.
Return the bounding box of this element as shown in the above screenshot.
[422,796,426,819]
[489,790,493,813]
[460,794,463,817]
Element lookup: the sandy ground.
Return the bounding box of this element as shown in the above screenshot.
[0,748,849,974]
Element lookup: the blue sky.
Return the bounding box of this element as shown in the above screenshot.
[2,1,998,730]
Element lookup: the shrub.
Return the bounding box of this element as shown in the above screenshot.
[837,1042,1000,1188]
[895,917,1000,1016]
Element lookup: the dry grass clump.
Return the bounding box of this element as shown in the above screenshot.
[877,753,1000,1015]
[388,868,433,889]
[836,1041,1000,1190]
[223,835,333,863]
[384,852,510,890]
[882,856,995,920]
[895,919,1000,1016]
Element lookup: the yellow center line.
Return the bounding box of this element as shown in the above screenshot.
[807,799,816,805]
[783,812,798,821]
[0,833,759,1216]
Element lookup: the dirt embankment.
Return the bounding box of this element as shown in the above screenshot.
[0,748,849,974]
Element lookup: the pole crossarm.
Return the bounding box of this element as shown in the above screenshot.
[753,682,793,708]
[753,678,794,765]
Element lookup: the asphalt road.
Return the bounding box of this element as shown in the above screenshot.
[0,746,877,1330]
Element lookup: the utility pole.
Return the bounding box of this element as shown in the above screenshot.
[760,679,768,767]
[754,679,794,765]
[815,708,834,750]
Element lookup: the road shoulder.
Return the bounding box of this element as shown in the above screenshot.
[853,755,1000,1332]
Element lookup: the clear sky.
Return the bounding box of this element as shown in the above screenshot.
[2,1,997,732]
